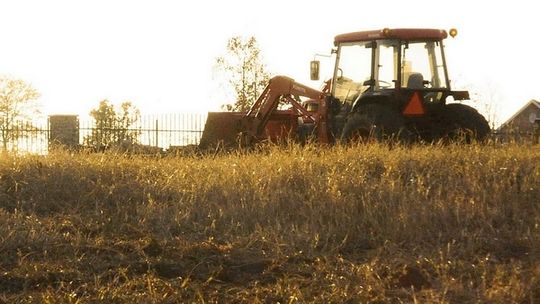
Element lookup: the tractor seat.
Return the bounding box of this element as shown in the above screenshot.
[407,73,425,89]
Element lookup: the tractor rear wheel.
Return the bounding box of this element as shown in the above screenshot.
[441,103,490,142]
[340,104,410,143]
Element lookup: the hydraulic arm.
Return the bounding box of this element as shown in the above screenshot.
[241,75,331,143]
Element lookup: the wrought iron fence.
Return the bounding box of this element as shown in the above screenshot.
[0,121,49,154]
[78,113,207,149]
[3,114,539,155]
[1,113,207,154]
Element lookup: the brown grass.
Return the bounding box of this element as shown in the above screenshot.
[0,143,539,303]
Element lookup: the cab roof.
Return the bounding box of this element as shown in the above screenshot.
[334,28,448,45]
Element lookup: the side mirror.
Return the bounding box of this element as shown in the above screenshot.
[310,60,320,81]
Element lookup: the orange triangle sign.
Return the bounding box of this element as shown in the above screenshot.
[403,92,425,115]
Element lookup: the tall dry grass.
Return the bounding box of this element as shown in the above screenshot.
[0,143,539,303]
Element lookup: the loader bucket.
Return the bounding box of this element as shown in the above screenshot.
[199,112,244,150]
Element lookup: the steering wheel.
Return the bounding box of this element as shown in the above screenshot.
[337,68,344,80]
[423,92,439,103]
[377,80,392,89]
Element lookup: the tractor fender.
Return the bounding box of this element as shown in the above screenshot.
[351,94,395,113]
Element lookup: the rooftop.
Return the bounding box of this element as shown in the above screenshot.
[334,28,448,45]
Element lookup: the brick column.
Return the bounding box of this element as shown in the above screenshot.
[48,115,80,150]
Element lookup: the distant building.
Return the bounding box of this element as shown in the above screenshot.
[497,99,540,141]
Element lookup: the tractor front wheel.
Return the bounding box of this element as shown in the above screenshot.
[340,104,410,143]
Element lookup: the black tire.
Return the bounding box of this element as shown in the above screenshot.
[442,103,491,142]
[340,104,410,143]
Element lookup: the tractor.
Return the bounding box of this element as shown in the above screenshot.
[199,28,490,149]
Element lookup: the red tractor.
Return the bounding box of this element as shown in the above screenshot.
[199,28,490,148]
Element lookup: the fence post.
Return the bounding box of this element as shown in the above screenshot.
[534,119,540,144]
[155,119,159,147]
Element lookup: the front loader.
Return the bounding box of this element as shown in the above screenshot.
[199,28,490,149]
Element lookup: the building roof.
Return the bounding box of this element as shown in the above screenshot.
[499,99,540,128]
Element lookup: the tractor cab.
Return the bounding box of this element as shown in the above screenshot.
[329,28,459,109]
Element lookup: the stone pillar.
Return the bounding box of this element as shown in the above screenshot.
[48,115,79,150]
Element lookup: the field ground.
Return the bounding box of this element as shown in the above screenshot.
[1,143,539,303]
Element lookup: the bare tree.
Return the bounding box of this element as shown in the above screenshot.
[0,75,40,151]
[214,36,271,112]
[466,81,501,129]
[452,77,501,129]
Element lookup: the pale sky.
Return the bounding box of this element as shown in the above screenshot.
[1,0,539,125]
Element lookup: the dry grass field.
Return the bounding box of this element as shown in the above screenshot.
[1,143,539,303]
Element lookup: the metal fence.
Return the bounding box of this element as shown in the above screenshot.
[0,122,49,154]
[79,113,207,149]
[3,115,538,155]
[1,113,207,154]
